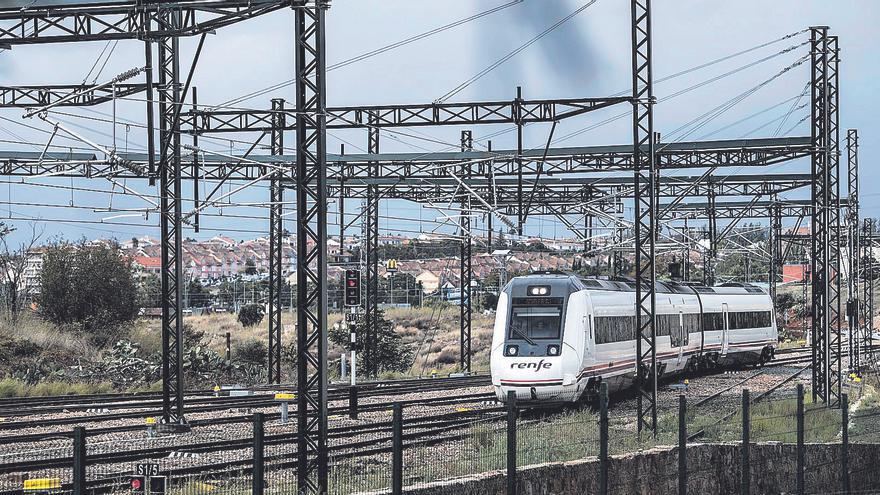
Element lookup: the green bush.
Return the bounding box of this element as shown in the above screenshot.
[480,292,498,311]
[237,304,265,327]
[37,241,138,346]
[235,339,268,366]
[329,308,412,374]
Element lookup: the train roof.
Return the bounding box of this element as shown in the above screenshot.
[521,271,767,296]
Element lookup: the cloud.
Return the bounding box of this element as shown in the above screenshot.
[468,0,605,98]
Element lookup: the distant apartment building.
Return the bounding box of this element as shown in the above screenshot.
[132,256,162,279]
[21,248,45,297]
[378,235,408,246]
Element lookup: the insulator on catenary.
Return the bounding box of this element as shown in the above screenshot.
[114,67,143,82]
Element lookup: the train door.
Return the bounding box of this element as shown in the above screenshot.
[677,311,685,364]
[583,313,594,364]
[721,303,730,356]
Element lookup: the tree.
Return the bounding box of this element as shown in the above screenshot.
[37,240,139,345]
[238,303,264,327]
[186,279,212,307]
[0,223,41,318]
[137,274,160,308]
[479,292,498,312]
[329,308,412,373]
[243,259,258,276]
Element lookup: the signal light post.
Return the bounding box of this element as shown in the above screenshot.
[345,269,362,386]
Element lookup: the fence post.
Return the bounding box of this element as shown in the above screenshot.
[507,391,517,495]
[392,403,403,495]
[842,393,849,494]
[253,413,265,495]
[72,426,86,495]
[599,382,609,495]
[797,383,804,495]
[679,394,687,495]
[349,385,358,420]
[741,388,750,495]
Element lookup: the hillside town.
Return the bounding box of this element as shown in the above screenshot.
[13,233,593,301]
[12,225,875,306]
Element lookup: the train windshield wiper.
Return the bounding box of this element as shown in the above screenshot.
[511,327,536,346]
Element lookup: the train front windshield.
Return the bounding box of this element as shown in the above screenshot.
[508,306,562,340]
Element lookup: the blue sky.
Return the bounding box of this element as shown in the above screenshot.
[0,0,876,247]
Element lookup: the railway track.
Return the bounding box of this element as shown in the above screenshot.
[0,392,500,475]
[0,374,492,436]
[0,374,489,415]
[0,346,859,494]
[0,354,820,495]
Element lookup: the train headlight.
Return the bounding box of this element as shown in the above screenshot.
[505,345,519,356]
[528,285,551,296]
[547,344,560,356]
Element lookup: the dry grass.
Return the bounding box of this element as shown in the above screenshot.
[384,305,494,375]
[130,305,496,376]
[0,311,94,357]
[0,378,116,398]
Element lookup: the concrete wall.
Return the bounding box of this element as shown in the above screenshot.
[370,442,880,495]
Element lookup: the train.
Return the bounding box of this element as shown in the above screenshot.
[489,272,778,404]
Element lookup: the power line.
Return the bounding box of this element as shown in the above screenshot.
[216,0,523,108]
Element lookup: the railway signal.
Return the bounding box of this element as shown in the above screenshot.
[149,476,167,494]
[129,474,166,494]
[345,269,361,307]
[130,476,146,493]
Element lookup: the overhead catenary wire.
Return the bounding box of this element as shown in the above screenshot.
[215,0,524,109]
[467,29,809,149]
[551,39,811,145]
[695,88,808,141]
[0,16,820,250]
[660,53,811,147]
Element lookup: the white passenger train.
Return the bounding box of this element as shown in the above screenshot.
[490,272,777,404]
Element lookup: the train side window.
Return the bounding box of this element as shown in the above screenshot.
[702,312,723,332]
[594,315,635,344]
[725,311,773,330]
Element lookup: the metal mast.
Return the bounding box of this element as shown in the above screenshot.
[155,7,186,427]
[268,97,285,384]
[846,129,859,370]
[810,26,840,405]
[364,114,380,378]
[294,1,330,491]
[631,0,658,435]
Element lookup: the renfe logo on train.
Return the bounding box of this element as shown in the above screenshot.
[510,360,552,372]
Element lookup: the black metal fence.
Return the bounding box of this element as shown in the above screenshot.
[3,379,878,495]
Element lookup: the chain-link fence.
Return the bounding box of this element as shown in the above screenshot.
[3,377,880,495]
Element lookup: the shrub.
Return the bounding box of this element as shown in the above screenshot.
[480,293,499,311]
[235,339,268,366]
[435,347,458,365]
[238,304,265,327]
[37,241,138,346]
[329,309,413,374]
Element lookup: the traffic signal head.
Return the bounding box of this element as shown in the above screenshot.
[344,269,361,307]
[130,476,146,493]
[149,476,167,494]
